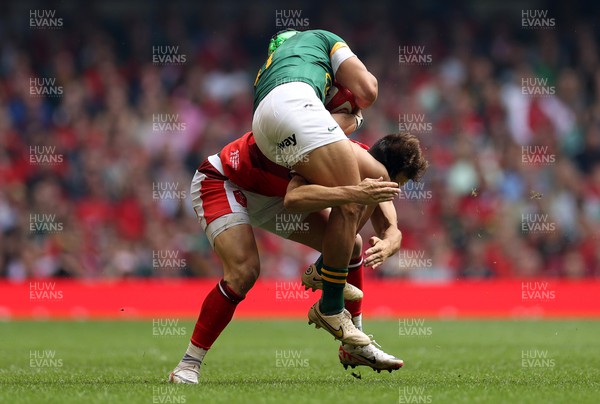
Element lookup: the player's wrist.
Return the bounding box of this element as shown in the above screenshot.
[348,184,364,204]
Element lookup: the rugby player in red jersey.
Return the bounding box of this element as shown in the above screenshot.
[168,119,428,383]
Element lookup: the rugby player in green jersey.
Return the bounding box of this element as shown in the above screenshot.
[252,29,378,345]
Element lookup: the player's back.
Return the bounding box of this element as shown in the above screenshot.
[253,29,348,110]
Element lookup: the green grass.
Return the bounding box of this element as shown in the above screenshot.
[0,319,599,403]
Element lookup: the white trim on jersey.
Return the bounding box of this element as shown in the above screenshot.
[331,46,356,74]
[207,153,224,175]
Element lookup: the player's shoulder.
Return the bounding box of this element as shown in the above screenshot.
[301,29,346,43]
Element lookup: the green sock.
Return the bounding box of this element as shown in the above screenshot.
[319,264,348,315]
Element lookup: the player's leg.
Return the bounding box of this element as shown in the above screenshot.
[288,212,364,323]
[287,212,403,372]
[295,143,370,344]
[253,82,368,344]
[170,168,258,384]
[171,224,259,384]
[187,224,259,359]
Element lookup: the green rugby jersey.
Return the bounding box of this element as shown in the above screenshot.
[253,29,349,111]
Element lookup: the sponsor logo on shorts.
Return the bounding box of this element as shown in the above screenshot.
[277,134,297,150]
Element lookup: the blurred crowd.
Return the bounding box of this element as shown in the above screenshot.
[1,1,599,280]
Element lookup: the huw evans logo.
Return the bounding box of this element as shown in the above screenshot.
[398,45,432,65]
[275,10,309,28]
[521,77,555,96]
[275,282,310,301]
[275,350,309,368]
[152,182,187,200]
[152,319,186,337]
[275,134,309,166]
[152,250,186,269]
[29,282,63,300]
[398,250,432,269]
[521,214,556,234]
[521,350,555,368]
[399,181,432,200]
[521,282,556,301]
[30,350,63,368]
[398,114,432,133]
[399,319,432,336]
[275,213,309,233]
[152,46,186,65]
[29,146,64,165]
[151,386,186,403]
[29,10,63,29]
[521,10,555,29]
[152,114,186,132]
[29,77,63,97]
[399,387,432,403]
[29,214,63,234]
[521,146,556,165]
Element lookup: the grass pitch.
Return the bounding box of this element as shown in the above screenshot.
[1,319,599,403]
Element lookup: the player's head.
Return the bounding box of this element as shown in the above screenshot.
[368,133,429,185]
[267,29,299,56]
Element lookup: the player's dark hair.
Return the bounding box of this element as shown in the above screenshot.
[368,133,429,181]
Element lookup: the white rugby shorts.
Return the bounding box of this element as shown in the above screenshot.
[252,82,348,168]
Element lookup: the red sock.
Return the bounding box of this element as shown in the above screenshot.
[190,279,244,350]
[345,256,364,317]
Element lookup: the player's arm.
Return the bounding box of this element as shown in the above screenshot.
[334,56,378,109]
[364,201,402,269]
[325,31,377,110]
[283,175,399,213]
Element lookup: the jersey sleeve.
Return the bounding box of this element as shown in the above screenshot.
[316,30,356,74]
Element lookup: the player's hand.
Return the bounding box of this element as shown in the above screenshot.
[353,177,400,205]
[364,236,394,269]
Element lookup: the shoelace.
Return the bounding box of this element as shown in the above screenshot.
[367,335,381,348]
[365,335,399,360]
[366,335,389,357]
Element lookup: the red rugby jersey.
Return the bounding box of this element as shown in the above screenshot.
[217,132,291,197]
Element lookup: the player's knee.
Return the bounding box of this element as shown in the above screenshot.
[352,234,363,258]
[223,257,260,297]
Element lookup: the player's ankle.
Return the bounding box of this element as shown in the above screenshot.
[183,341,208,364]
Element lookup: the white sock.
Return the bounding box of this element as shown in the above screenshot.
[180,342,207,365]
[352,314,363,331]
